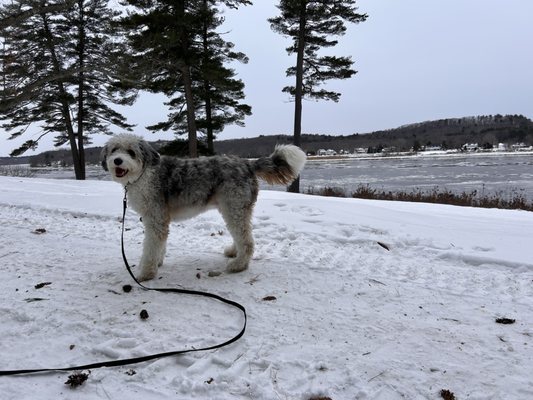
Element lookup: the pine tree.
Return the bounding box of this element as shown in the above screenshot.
[121,0,250,156]
[121,0,204,157]
[197,0,251,153]
[0,0,136,179]
[0,0,76,159]
[269,0,367,192]
[62,0,137,177]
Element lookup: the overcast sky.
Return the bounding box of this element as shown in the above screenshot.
[1,0,532,157]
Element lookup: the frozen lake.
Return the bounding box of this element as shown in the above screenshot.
[299,153,533,200]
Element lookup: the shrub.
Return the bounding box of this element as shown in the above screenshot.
[0,165,35,178]
[308,183,533,211]
[306,186,346,197]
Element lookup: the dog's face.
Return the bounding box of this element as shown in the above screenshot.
[101,134,160,185]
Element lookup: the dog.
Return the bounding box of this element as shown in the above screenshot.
[101,134,306,281]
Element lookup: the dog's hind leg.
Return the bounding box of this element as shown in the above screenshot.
[223,243,237,258]
[219,203,255,273]
[158,242,167,267]
[137,218,169,281]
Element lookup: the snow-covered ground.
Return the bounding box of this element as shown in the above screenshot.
[0,176,532,399]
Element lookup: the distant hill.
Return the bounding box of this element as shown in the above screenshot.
[215,114,533,157]
[2,114,532,166]
[0,155,31,166]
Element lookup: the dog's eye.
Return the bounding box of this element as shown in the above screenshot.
[127,150,136,159]
[111,147,118,154]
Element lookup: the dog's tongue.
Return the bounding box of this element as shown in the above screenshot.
[115,167,127,178]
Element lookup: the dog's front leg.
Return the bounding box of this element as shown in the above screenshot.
[137,218,169,281]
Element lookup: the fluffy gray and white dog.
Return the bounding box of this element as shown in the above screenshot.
[101,134,306,281]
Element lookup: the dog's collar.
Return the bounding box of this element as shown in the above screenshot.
[124,165,149,191]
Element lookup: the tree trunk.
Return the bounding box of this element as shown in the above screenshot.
[41,13,84,179]
[178,1,198,158]
[202,2,214,154]
[76,0,86,179]
[181,64,198,158]
[205,88,214,154]
[288,2,307,193]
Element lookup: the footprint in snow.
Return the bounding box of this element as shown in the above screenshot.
[472,245,495,252]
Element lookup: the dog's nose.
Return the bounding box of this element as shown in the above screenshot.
[114,158,123,166]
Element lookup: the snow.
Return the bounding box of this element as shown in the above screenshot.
[1,176,532,399]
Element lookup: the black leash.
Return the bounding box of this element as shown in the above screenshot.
[0,189,247,376]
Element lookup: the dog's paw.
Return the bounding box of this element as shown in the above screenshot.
[226,259,248,273]
[136,270,157,282]
[224,244,237,258]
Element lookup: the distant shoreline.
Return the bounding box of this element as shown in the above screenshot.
[306,150,533,162]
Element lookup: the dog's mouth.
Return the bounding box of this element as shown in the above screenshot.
[115,167,128,178]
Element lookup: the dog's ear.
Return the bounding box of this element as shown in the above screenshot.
[100,144,109,171]
[140,140,160,167]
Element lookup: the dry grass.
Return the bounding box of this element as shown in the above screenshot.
[306,184,533,212]
[0,165,35,177]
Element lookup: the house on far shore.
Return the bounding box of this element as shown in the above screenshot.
[497,143,507,151]
[317,149,337,156]
[424,145,442,152]
[462,143,479,152]
[511,142,532,151]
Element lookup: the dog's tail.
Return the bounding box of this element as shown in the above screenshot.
[253,145,307,185]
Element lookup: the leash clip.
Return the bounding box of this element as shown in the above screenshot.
[123,186,128,209]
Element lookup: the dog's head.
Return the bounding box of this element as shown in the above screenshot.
[101,134,160,185]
